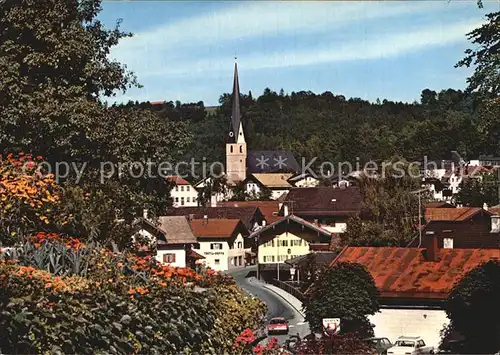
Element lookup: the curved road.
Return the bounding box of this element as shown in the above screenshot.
[228,266,310,344]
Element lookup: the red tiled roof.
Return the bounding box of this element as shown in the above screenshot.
[187,248,205,260]
[425,207,490,222]
[217,201,281,223]
[189,219,243,238]
[332,247,500,299]
[167,175,190,185]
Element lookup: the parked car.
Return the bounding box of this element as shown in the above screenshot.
[267,317,289,335]
[387,336,434,355]
[363,337,393,354]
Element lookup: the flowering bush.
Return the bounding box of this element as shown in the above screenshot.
[232,329,281,355]
[0,236,267,353]
[0,154,69,245]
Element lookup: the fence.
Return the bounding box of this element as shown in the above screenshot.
[270,278,306,303]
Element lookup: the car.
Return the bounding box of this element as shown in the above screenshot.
[387,336,435,355]
[267,317,289,335]
[363,337,393,354]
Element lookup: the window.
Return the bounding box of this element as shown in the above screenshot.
[162,253,176,263]
[180,186,184,191]
[181,197,185,206]
[210,243,223,250]
[264,256,275,262]
[237,241,243,248]
[443,237,454,249]
[417,340,425,348]
[240,146,243,153]
[291,240,302,247]
[238,256,243,266]
[186,197,190,202]
[214,259,220,265]
[186,186,190,191]
[230,145,233,153]
[175,186,179,191]
[175,197,179,203]
[278,240,288,247]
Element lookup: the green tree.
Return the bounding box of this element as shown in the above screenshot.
[304,262,379,337]
[341,157,428,247]
[455,171,500,207]
[457,11,500,155]
[442,260,500,353]
[0,0,192,246]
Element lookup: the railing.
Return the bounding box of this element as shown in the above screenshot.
[270,278,306,303]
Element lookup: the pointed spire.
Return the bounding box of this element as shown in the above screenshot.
[231,57,242,140]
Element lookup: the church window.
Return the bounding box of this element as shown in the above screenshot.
[240,146,243,153]
[230,145,233,153]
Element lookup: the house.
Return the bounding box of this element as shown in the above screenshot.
[139,216,203,268]
[245,173,294,200]
[280,186,363,233]
[190,218,249,271]
[248,214,334,281]
[225,60,299,185]
[217,200,282,224]
[330,243,500,348]
[287,173,320,187]
[164,206,266,232]
[408,207,500,249]
[168,176,198,207]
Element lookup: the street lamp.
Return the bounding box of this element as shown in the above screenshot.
[411,188,428,247]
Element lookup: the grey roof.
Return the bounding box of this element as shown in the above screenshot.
[285,251,338,266]
[248,214,332,239]
[142,216,197,245]
[228,61,241,143]
[247,150,300,173]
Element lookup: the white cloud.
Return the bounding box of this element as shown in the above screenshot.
[110,1,465,72]
[134,20,481,78]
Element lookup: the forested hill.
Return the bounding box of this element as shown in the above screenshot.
[115,87,492,166]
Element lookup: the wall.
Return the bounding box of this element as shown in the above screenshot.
[171,184,198,207]
[271,189,290,200]
[320,222,347,233]
[193,239,230,271]
[294,176,320,187]
[369,308,449,349]
[228,233,247,268]
[258,231,310,264]
[138,229,188,268]
[156,248,187,268]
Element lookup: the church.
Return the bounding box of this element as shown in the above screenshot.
[222,60,303,200]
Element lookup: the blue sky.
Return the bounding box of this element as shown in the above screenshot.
[100,1,499,106]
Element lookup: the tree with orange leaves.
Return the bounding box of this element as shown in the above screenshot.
[0,153,69,245]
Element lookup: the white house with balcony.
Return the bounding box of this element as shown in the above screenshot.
[168,176,198,207]
[138,216,203,268]
[189,218,249,271]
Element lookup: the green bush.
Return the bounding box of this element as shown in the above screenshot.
[0,237,266,354]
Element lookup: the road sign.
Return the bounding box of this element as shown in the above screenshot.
[322,318,340,334]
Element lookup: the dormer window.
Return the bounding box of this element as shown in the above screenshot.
[491,214,500,233]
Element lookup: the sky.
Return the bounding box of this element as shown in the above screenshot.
[99,1,500,106]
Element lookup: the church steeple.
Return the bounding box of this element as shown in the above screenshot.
[226,58,247,184]
[229,58,244,143]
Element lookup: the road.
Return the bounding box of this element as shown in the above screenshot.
[228,266,310,345]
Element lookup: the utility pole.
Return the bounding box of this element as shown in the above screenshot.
[411,188,427,247]
[276,235,280,281]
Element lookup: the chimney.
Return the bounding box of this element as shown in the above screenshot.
[203,215,208,225]
[425,233,439,262]
[483,202,488,211]
[143,209,148,219]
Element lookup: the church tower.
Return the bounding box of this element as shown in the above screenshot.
[226,59,247,184]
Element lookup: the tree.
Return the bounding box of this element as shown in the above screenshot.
[304,262,379,338]
[0,0,191,245]
[341,157,428,247]
[455,171,500,207]
[229,181,249,201]
[197,176,229,207]
[442,260,500,353]
[456,11,500,155]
